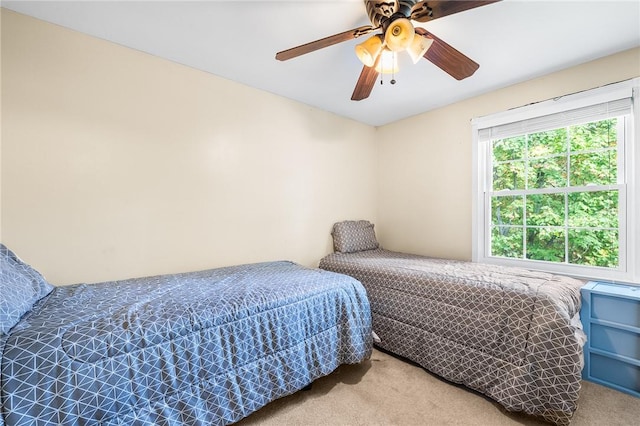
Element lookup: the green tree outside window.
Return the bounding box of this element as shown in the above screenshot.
[490,118,619,268]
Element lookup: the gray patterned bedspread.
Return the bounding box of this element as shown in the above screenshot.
[319,249,585,425]
[1,261,372,425]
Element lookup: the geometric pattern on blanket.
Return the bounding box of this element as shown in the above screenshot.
[1,261,372,426]
[320,248,585,426]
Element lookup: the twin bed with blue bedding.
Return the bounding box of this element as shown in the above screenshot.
[0,245,372,425]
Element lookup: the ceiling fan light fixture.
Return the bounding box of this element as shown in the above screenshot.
[355,35,383,67]
[375,48,399,74]
[384,18,414,52]
[407,33,434,64]
[275,0,498,101]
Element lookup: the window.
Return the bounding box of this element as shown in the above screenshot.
[472,79,639,282]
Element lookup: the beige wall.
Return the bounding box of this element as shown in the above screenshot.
[376,47,640,261]
[1,10,378,284]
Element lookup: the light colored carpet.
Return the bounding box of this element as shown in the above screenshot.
[237,348,639,425]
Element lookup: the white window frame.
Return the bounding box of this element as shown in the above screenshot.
[472,78,639,284]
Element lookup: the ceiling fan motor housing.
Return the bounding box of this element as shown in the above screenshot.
[366,0,419,27]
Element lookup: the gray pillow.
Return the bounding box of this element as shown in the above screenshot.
[332,220,379,253]
[0,244,54,335]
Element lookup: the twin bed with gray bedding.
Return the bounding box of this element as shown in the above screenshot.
[1,244,372,426]
[319,221,586,426]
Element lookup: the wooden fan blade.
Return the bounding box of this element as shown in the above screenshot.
[351,63,379,101]
[415,27,479,80]
[411,1,501,22]
[275,25,375,61]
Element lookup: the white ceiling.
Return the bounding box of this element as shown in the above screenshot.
[3,0,640,126]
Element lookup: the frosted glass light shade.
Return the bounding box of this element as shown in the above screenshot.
[355,35,383,67]
[375,48,399,74]
[407,33,434,64]
[385,18,414,52]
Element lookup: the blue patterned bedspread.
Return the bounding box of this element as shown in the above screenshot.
[1,261,372,425]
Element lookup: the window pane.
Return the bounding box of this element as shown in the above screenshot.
[527,156,567,188]
[568,229,619,267]
[526,227,565,262]
[526,194,564,226]
[493,136,524,162]
[570,119,618,151]
[528,128,567,157]
[570,151,617,186]
[568,190,618,228]
[493,161,525,191]
[491,226,523,258]
[492,196,523,226]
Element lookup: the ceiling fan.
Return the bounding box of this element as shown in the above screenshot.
[275,0,501,101]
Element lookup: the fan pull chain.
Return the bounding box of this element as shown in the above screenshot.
[391,51,396,85]
[379,52,397,86]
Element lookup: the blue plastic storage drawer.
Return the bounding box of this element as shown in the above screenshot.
[580,281,640,398]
